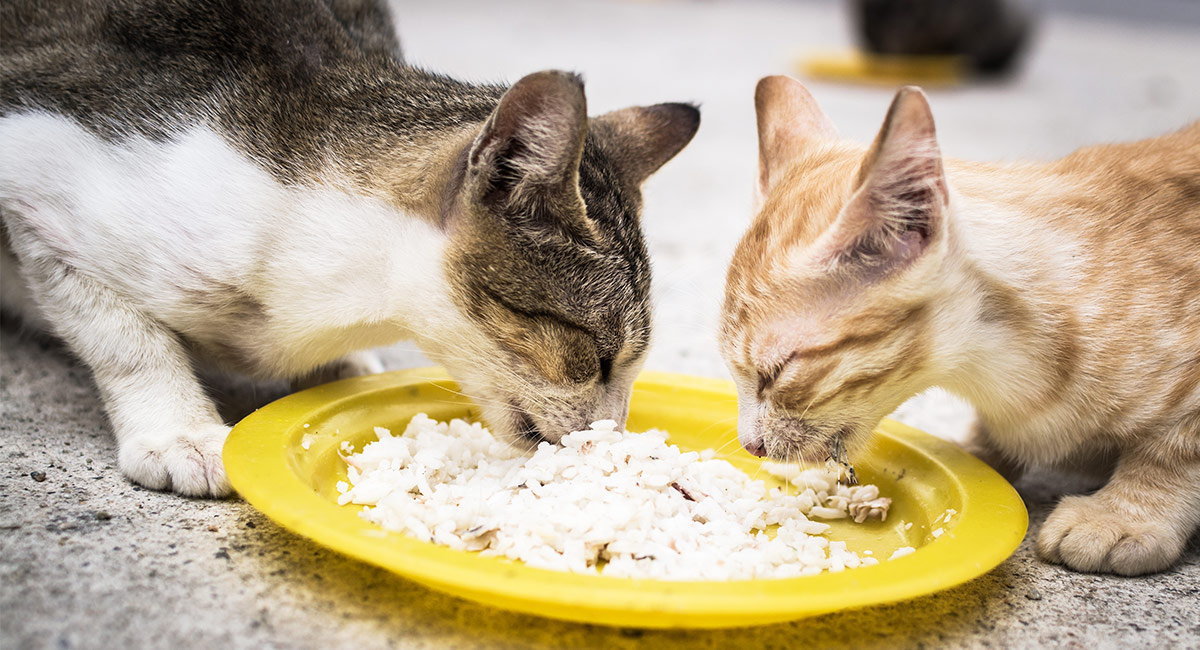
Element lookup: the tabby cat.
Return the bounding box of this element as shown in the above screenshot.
[0,0,699,497]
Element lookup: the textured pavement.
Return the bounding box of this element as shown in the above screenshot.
[3,1,1199,648]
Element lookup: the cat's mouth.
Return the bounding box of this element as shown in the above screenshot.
[761,423,861,472]
[511,405,547,445]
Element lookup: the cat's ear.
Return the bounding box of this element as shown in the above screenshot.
[816,86,947,276]
[755,75,838,198]
[467,70,588,208]
[590,103,700,184]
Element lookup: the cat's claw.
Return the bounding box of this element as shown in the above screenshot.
[117,423,232,497]
[1036,495,1184,576]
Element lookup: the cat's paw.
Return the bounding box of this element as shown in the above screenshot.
[1036,495,1184,576]
[118,423,232,498]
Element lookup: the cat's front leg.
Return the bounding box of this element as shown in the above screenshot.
[27,259,232,497]
[961,417,1026,483]
[1036,436,1200,575]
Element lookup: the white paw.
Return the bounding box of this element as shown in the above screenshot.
[1036,495,1184,576]
[118,423,232,497]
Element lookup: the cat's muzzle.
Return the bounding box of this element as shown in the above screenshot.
[740,431,768,458]
[512,406,546,445]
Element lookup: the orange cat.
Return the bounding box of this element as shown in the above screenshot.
[720,75,1200,575]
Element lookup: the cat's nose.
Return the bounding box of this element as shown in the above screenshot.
[741,433,767,458]
[737,408,767,457]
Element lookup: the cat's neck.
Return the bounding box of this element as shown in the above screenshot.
[232,63,502,222]
[250,73,499,371]
[257,177,462,375]
[936,165,1093,430]
[354,125,479,222]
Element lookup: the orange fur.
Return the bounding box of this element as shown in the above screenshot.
[721,76,1200,575]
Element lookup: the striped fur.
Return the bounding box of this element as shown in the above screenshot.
[1,0,700,497]
[721,76,1200,575]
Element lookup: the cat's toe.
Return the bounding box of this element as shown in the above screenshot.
[1036,495,1182,576]
[118,424,232,498]
[1102,530,1184,576]
[118,438,172,492]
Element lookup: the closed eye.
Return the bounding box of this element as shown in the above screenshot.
[599,356,614,383]
[756,351,797,398]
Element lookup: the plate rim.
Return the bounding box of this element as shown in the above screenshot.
[224,367,1028,628]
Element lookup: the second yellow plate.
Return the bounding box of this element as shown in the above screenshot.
[224,368,1027,628]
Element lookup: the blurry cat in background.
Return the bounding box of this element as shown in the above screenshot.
[720,75,1198,575]
[0,0,699,497]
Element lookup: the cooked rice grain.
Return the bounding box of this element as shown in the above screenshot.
[338,415,895,580]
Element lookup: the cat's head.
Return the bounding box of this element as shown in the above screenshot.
[435,71,699,445]
[720,76,951,463]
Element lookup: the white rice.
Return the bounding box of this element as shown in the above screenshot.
[889,546,917,560]
[337,414,898,580]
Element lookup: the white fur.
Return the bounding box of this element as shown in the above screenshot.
[934,185,1119,465]
[0,112,497,496]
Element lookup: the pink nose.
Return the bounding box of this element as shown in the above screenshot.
[742,435,767,458]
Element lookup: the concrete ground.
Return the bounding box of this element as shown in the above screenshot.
[3,0,1199,647]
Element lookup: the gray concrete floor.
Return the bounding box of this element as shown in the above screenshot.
[3,1,1200,648]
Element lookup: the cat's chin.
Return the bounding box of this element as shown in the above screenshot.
[470,403,546,451]
[760,437,833,465]
[509,404,551,446]
[760,424,869,466]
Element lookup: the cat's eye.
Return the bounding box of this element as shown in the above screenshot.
[756,352,797,397]
[599,357,614,383]
[756,373,772,397]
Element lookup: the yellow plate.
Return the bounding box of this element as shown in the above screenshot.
[225,367,1027,629]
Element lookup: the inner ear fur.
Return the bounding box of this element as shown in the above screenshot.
[467,70,588,208]
[818,86,948,275]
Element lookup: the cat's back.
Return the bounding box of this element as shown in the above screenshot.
[1055,122,1200,243]
[1,0,398,135]
[1061,121,1200,175]
[1053,125,1200,383]
[2,0,363,62]
[1,0,494,184]
[1,1,106,54]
